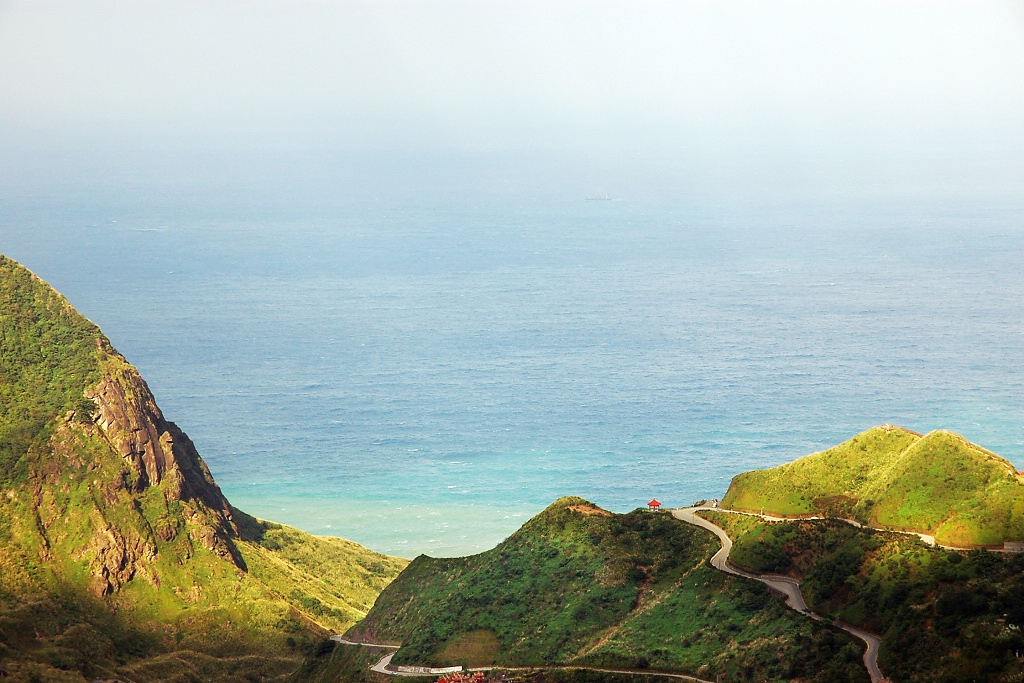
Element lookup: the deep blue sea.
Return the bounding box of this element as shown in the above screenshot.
[2,150,1022,557]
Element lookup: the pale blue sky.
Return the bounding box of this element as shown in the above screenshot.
[0,0,1021,208]
[1,1,1021,155]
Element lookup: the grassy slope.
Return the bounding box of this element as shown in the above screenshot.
[0,255,105,484]
[236,512,407,630]
[0,255,407,681]
[0,513,405,683]
[721,425,1024,546]
[343,497,868,683]
[702,511,1024,683]
[288,641,422,683]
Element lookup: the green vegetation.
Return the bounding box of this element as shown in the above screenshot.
[236,512,407,630]
[0,255,105,484]
[722,425,1024,546]
[703,510,1024,683]
[0,254,407,681]
[344,498,868,683]
[288,641,414,683]
[13,251,1023,682]
[0,508,405,682]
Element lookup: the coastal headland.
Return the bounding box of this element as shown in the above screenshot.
[3,252,1023,683]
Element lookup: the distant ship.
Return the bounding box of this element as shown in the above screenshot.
[584,195,613,201]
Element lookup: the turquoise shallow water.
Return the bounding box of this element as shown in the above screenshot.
[2,160,1022,557]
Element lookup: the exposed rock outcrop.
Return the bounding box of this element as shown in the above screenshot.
[78,347,247,579]
[87,513,156,596]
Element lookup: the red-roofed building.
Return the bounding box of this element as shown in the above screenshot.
[648,499,662,511]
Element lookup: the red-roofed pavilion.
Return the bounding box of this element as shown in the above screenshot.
[648,499,662,511]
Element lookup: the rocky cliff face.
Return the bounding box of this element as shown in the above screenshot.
[0,253,241,596]
[22,340,247,596]
[0,255,409,682]
[86,346,245,564]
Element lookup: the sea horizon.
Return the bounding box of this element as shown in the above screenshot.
[3,150,1021,558]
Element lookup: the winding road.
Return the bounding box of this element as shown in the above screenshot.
[335,508,886,683]
[673,507,885,683]
[333,638,719,683]
[329,637,407,676]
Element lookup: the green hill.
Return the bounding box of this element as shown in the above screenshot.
[340,497,868,683]
[0,255,407,682]
[721,425,1024,547]
[701,510,1024,682]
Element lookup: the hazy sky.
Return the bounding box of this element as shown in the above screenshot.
[1,1,1021,147]
[0,0,1021,207]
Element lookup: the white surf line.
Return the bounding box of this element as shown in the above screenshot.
[673,507,886,683]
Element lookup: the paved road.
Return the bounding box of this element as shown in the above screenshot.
[331,636,400,648]
[673,507,885,683]
[334,638,720,681]
[543,666,715,682]
[329,637,412,677]
[336,641,719,682]
[336,508,885,682]
[708,508,1006,552]
[371,652,400,675]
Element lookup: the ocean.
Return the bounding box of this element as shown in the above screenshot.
[2,150,1022,557]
